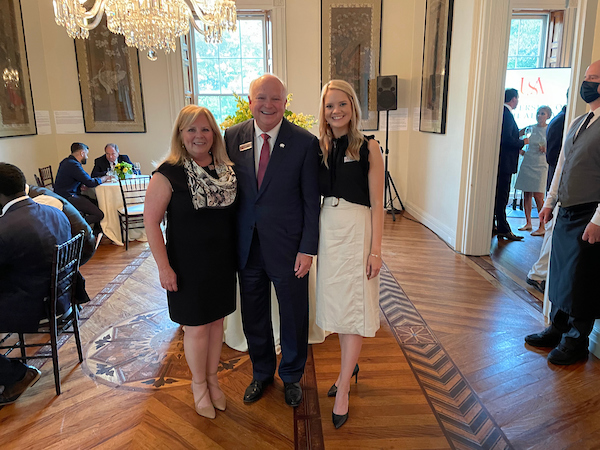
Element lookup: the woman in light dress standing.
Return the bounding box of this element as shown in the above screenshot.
[515,105,552,236]
[316,80,384,429]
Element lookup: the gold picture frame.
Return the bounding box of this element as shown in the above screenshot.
[0,0,36,138]
[321,0,382,131]
[74,19,146,133]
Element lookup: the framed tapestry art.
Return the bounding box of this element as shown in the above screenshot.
[75,19,146,133]
[321,0,382,131]
[419,0,454,134]
[0,0,36,138]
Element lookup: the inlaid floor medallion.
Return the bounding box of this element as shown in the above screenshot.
[82,309,248,391]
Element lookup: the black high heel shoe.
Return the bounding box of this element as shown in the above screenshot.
[332,393,350,429]
[327,364,359,397]
[332,410,348,429]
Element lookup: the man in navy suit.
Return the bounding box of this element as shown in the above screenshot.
[224,74,320,407]
[0,163,71,404]
[494,88,526,241]
[54,143,110,228]
[545,104,567,191]
[91,143,134,178]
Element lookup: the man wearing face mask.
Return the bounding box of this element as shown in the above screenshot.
[525,60,600,365]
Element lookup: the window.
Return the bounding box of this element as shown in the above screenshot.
[192,13,271,125]
[507,15,548,69]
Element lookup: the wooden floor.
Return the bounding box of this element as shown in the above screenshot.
[1,213,599,449]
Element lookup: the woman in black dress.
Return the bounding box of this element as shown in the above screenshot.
[144,105,237,419]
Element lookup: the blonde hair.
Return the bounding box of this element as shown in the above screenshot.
[537,105,553,120]
[164,105,232,166]
[318,80,363,167]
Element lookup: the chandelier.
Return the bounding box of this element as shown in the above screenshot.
[3,67,20,89]
[53,0,237,58]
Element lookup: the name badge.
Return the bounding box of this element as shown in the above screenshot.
[240,142,252,152]
[344,156,357,163]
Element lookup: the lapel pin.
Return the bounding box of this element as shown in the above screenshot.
[280,143,285,148]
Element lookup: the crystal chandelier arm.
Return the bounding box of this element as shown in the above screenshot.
[184,0,216,25]
[75,2,106,31]
[80,0,106,19]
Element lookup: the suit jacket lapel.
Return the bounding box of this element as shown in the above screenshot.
[257,119,292,197]
[236,120,257,196]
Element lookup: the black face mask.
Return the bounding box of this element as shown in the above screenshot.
[580,81,600,103]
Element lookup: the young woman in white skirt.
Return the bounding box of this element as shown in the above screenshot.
[316,80,384,429]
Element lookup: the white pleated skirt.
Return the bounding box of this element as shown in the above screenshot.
[316,197,380,337]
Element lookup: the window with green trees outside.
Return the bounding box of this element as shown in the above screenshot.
[507,16,548,69]
[193,13,271,125]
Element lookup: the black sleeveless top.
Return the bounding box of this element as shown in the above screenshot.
[318,134,374,207]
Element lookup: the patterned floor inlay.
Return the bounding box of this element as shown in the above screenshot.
[82,308,249,391]
[379,263,513,450]
[0,250,153,371]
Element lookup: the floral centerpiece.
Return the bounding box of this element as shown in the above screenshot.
[114,161,134,180]
[220,93,317,130]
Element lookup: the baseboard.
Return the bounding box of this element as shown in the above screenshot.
[404,201,457,249]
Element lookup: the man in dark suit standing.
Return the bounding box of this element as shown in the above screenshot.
[545,103,567,191]
[224,74,320,407]
[494,88,527,241]
[0,163,71,404]
[91,143,134,178]
[54,142,110,228]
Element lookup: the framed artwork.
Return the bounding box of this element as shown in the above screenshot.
[75,18,146,133]
[0,0,36,138]
[419,0,454,134]
[321,0,382,131]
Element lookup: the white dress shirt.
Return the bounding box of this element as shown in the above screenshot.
[544,106,600,225]
[0,195,28,217]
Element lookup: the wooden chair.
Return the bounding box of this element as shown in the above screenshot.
[0,232,85,395]
[118,176,150,250]
[38,165,55,190]
[34,173,43,187]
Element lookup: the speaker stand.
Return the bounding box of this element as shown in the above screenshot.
[383,110,404,221]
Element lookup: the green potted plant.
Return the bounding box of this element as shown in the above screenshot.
[220,93,316,130]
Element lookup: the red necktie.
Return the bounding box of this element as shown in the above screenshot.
[257,133,270,188]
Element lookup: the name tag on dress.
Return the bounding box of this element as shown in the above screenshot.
[344,156,357,163]
[240,142,252,152]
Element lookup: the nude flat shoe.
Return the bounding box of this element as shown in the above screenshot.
[192,380,216,419]
[531,228,545,236]
[518,225,533,231]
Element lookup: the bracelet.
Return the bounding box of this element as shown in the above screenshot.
[370,253,380,258]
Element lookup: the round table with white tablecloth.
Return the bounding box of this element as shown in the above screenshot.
[95,178,147,246]
[223,258,327,352]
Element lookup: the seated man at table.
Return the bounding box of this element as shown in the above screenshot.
[0,163,72,403]
[28,184,96,264]
[0,163,72,322]
[91,143,133,178]
[54,142,110,230]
